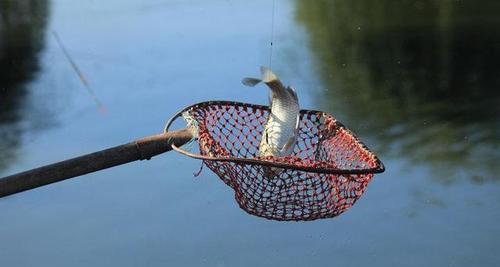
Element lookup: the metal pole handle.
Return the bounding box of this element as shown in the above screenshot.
[0,129,193,198]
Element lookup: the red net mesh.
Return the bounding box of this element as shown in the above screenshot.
[169,101,384,221]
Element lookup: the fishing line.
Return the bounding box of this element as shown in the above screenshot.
[269,0,276,68]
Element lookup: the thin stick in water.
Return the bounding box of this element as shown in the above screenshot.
[52,31,107,114]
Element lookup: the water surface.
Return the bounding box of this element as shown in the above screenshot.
[0,0,499,266]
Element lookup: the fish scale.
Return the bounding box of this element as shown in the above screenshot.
[264,97,300,156]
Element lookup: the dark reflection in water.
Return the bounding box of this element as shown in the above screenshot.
[0,0,49,171]
[296,0,500,183]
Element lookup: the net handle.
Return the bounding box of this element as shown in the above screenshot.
[165,100,385,175]
[0,129,193,198]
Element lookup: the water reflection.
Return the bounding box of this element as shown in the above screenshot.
[0,0,49,171]
[296,0,500,183]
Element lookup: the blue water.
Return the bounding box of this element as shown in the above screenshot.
[1,0,499,266]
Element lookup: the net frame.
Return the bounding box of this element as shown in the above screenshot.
[165,101,385,221]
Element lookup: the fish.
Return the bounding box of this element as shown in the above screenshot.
[242,66,300,178]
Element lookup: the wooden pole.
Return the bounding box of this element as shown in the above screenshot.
[0,129,193,198]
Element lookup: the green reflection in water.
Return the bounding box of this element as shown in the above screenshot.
[296,0,500,183]
[0,0,49,171]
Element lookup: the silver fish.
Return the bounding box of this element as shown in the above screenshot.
[242,67,300,178]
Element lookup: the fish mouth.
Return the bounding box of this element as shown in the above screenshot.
[262,166,285,179]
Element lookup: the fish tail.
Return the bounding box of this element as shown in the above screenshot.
[260,66,278,83]
[242,77,262,87]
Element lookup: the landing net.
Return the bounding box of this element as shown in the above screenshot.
[165,101,384,221]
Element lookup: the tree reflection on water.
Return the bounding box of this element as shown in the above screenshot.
[0,0,49,171]
[296,0,500,183]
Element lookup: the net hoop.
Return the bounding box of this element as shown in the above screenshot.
[165,101,385,175]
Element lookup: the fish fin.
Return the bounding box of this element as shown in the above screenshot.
[294,113,300,135]
[260,66,278,83]
[287,86,299,103]
[242,77,262,87]
[280,135,296,155]
[294,112,300,139]
[281,116,300,154]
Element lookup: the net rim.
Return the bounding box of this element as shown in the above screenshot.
[165,100,385,175]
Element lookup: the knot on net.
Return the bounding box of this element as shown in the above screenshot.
[167,101,384,221]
